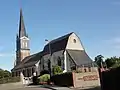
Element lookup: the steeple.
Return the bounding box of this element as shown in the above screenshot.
[19,8,27,38]
[15,8,30,65]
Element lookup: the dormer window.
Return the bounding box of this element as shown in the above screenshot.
[73,39,76,43]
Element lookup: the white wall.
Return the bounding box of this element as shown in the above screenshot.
[63,51,67,73]
[66,33,84,50]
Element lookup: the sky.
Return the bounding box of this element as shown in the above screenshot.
[0,0,120,71]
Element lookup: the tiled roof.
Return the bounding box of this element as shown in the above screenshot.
[66,49,97,67]
[12,52,43,70]
[43,32,73,54]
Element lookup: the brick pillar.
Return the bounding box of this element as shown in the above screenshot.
[72,72,77,88]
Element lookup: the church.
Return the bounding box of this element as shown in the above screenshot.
[11,9,96,77]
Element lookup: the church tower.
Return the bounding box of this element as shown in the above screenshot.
[16,9,30,65]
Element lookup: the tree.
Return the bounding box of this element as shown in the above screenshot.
[105,56,120,68]
[0,68,20,84]
[3,70,11,78]
[0,69,11,79]
[0,69,4,79]
[95,55,104,68]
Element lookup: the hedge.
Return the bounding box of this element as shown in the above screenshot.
[51,72,73,86]
[0,76,20,84]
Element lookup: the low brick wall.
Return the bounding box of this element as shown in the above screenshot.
[72,71,100,88]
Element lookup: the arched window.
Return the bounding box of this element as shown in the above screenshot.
[22,42,24,48]
[25,42,27,48]
[57,57,61,66]
[43,64,44,69]
[48,59,51,69]
[32,68,34,74]
[23,70,25,76]
[73,39,76,43]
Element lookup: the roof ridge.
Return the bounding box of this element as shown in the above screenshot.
[49,32,73,44]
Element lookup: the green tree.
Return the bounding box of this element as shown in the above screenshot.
[95,55,104,68]
[105,56,120,68]
[0,69,4,79]
[3,70,11,78]
[0,69,11,79]
[0,68,20,84]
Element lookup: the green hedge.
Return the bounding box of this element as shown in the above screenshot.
[51,72,73,86]
[0,76,20,84]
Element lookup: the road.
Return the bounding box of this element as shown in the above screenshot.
[0,82,71,90]
[0,82,100,90]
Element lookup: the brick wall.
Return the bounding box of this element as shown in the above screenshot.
[72,67,100,88]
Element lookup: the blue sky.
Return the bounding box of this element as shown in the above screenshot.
[0,0,120,71]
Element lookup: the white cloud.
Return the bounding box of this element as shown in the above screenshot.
[0,53,15,57]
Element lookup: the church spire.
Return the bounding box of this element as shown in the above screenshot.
[15,8,30,65]
[19,8,27,38]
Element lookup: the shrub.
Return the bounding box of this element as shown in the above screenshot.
[52,65,63,75]
[39,74,50,82]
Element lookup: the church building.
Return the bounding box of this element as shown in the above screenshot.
[11,9,96,77]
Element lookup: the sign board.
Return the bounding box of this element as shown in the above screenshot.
[72,71,100,88]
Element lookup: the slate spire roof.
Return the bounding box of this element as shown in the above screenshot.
[19,8,27,38]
